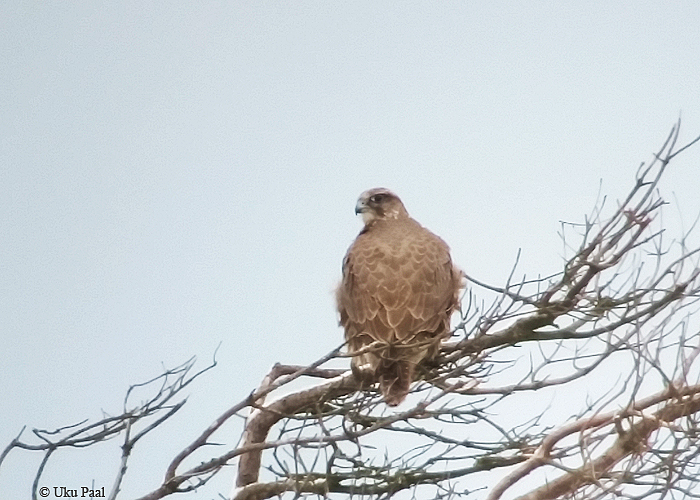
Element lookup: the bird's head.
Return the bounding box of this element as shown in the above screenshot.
[355,188,409,225]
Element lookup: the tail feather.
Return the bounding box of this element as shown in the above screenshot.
[378,361,414,406]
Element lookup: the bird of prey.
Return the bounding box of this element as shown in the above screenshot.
[337,188,464,406]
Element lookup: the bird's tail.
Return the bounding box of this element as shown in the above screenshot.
[378,360,414,406]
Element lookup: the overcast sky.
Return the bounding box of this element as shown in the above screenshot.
[2,2,700,498]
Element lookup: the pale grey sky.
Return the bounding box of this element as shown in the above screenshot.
[2,2,700,498]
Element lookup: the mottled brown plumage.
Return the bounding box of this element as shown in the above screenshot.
[337,188,464,406]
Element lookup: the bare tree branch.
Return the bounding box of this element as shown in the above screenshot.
[4,124,700,500]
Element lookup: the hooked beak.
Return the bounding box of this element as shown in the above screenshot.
[355,198,368,215]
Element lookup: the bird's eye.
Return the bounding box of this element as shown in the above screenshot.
[370,194,384,204]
